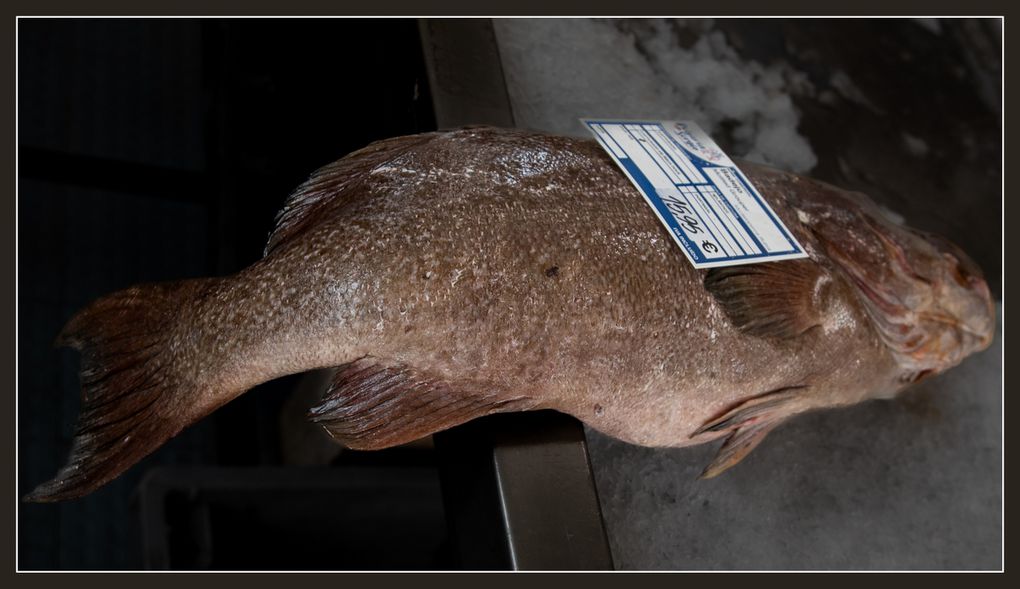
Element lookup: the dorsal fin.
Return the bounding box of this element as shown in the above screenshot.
[307,358,536,450]
[704,259,829,339]
[265,133,436,256]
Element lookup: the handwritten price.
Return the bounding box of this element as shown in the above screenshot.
[661,193,702,235]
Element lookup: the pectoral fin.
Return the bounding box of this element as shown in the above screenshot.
[704,259,829,339]
[308,358,535,450]
[691,385,807,478]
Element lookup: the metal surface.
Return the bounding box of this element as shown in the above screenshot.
[419,17,614,570]
[435,412,614,570]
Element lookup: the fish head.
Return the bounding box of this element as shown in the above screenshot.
[800,189,994,386]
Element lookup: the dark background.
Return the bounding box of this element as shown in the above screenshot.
[18,18,441,569]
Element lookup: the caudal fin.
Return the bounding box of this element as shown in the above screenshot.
[25,279,215,502]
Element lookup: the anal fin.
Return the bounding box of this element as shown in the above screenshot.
[308,358,535,450]
[691,385,807,479]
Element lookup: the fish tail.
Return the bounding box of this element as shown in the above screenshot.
[25,279,218,503]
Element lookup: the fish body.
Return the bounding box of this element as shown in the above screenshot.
[27,127,994,501]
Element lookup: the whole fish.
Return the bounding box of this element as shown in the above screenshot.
[26,127,994,502]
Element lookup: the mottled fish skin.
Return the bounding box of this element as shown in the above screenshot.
[27,127,995,501]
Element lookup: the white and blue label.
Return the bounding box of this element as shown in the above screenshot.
[582,119,807,269]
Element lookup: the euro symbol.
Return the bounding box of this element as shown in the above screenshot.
[702,241,718,253]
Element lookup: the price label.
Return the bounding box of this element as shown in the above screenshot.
[583,119,807,269]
